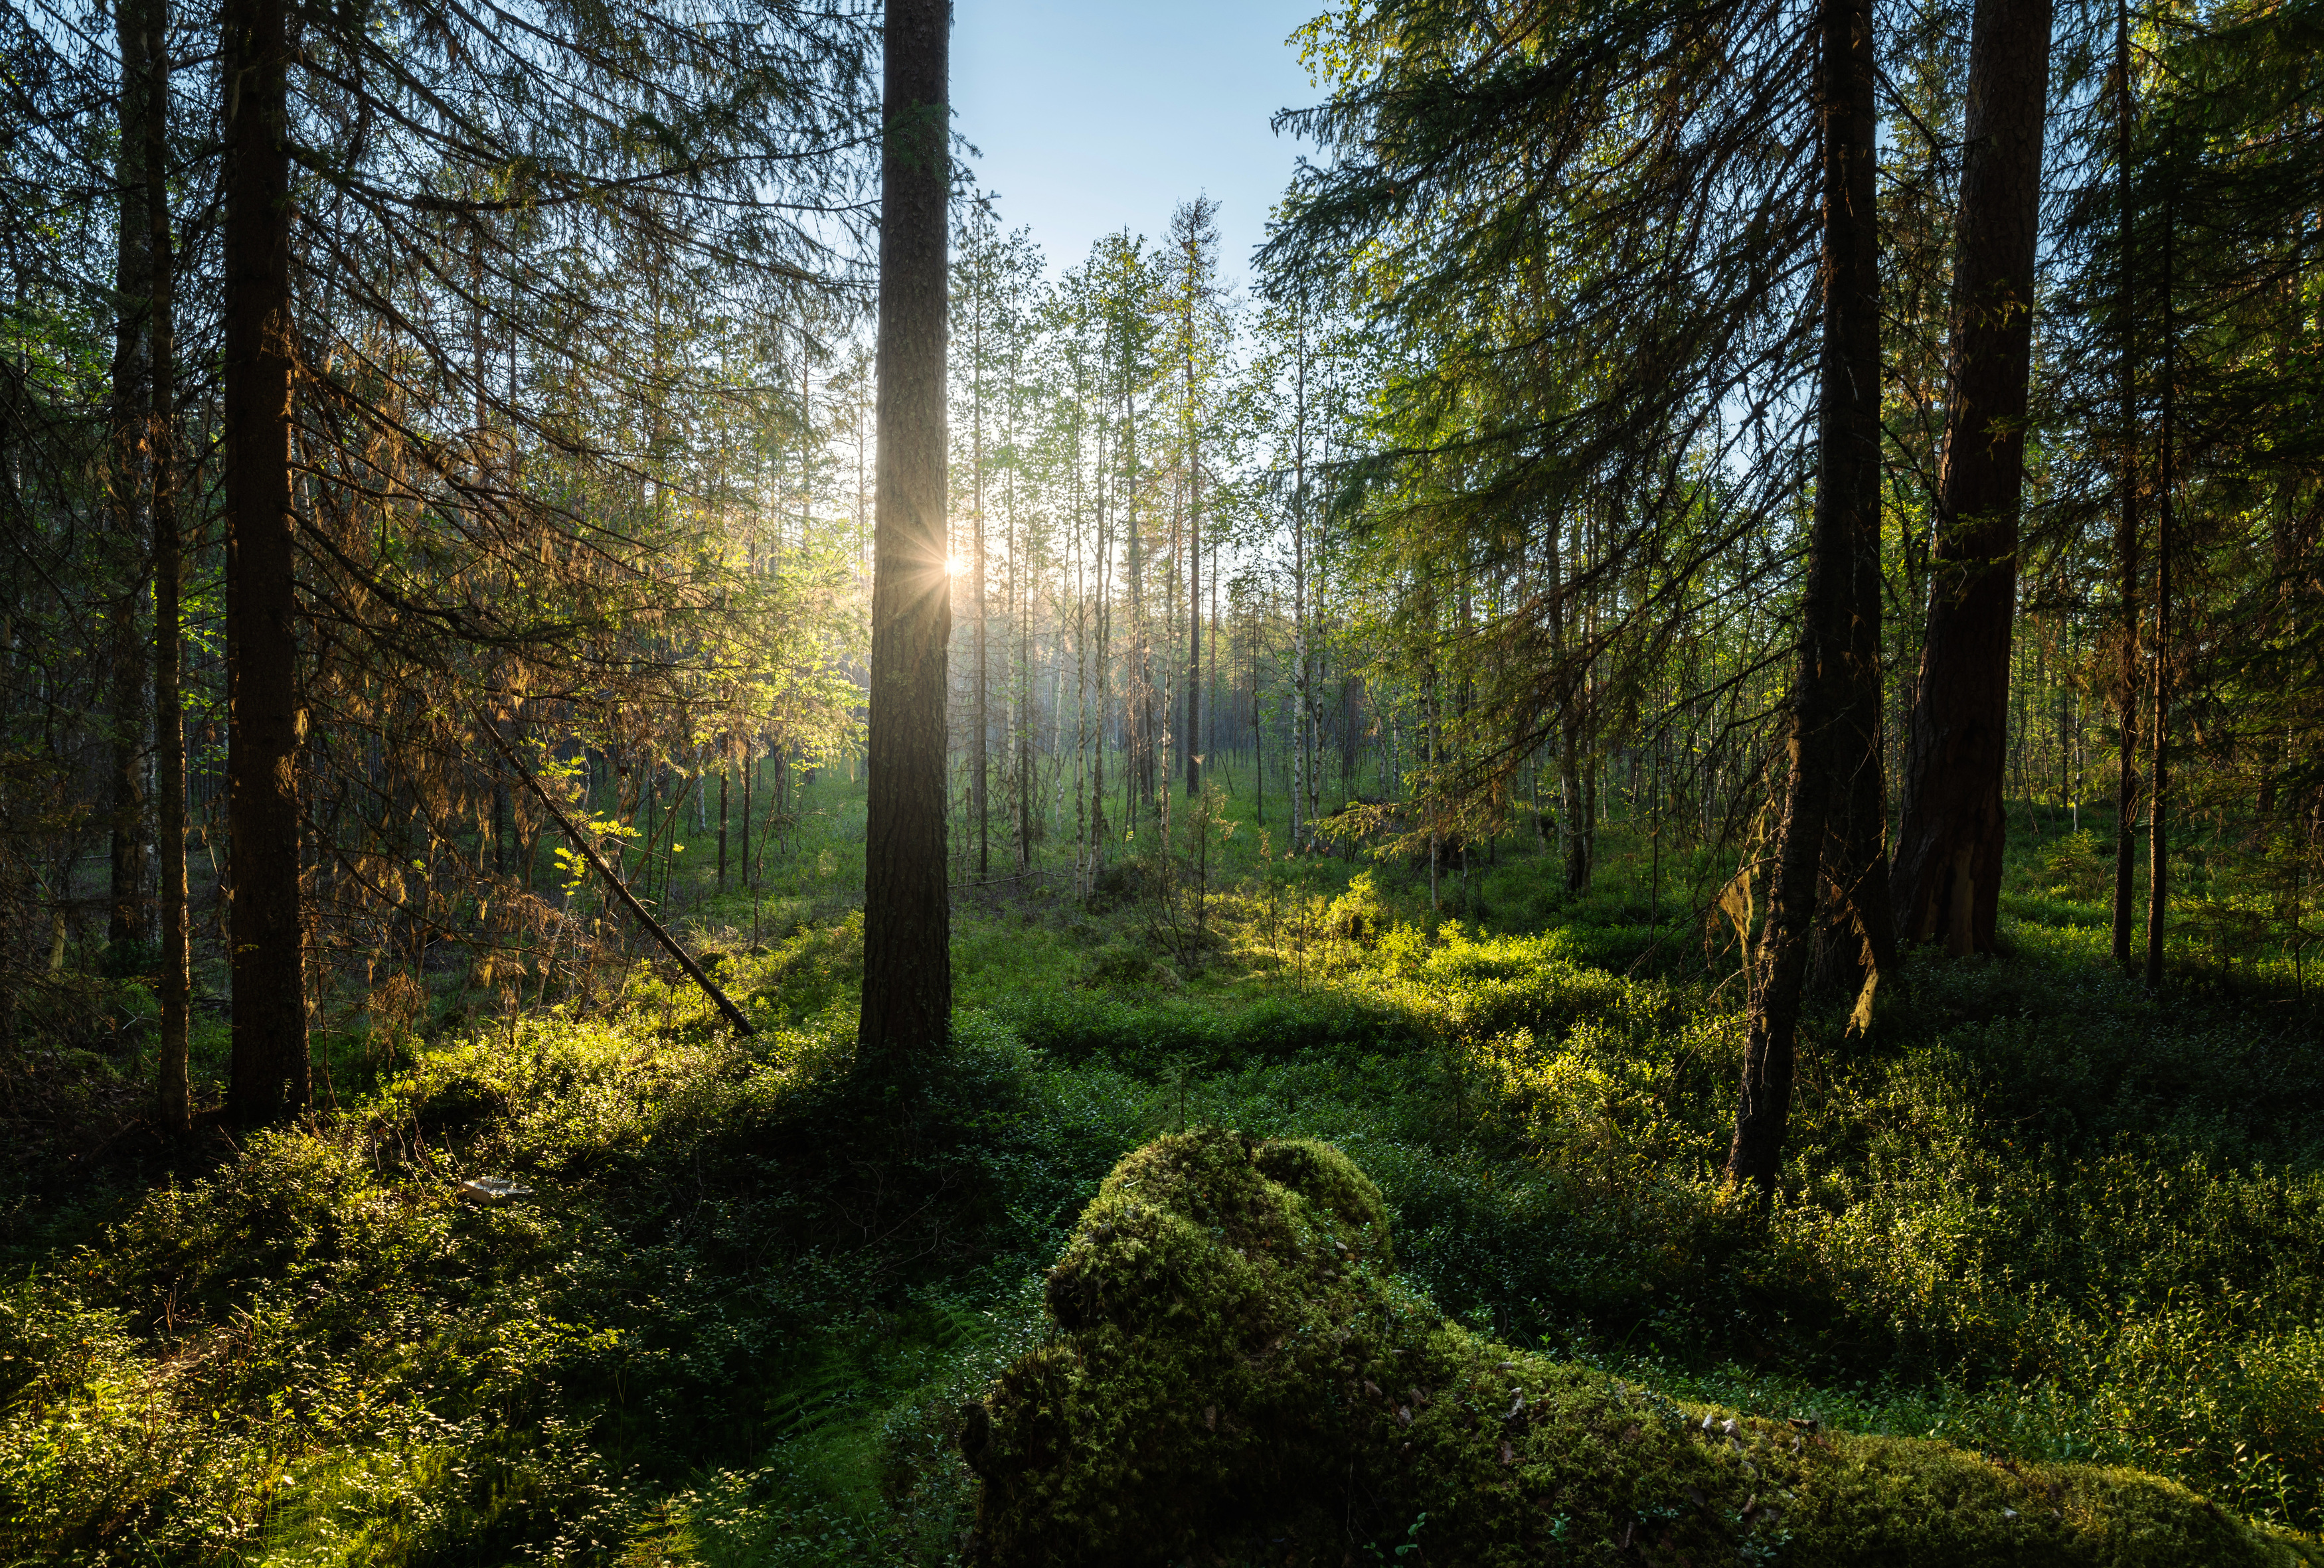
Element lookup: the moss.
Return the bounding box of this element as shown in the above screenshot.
[962,1131,2323,1567]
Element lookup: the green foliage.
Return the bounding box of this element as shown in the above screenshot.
[965,1131,2321,1567]
[0,994,1127,1565]
[7,813,2324,1562]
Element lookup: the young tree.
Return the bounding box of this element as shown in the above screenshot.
[857,0,952,1079]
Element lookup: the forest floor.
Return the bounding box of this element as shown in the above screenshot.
[4,770,2322,1565]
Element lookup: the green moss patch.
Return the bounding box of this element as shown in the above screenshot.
[962,1130,2323,1567]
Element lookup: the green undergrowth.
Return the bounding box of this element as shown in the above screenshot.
[5,804,2323,1563]
[0,1008,1145,1565]
[966,1127,2320,1566]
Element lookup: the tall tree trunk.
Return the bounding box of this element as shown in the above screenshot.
[1815,404,1902,1007]
[1206,533,1217,767]
[1017,494,1033,873]
[857,0,951,1077]
[1559,702,1586,892]
[1291,441,1307,852]
[1185,450,1202,798]
[147,0,189,1135]
[2108,0,2141,967]
[108,0,153,961]
[1090,443,1110,882]
[972,272,989,878]
[1126,400,1149,823]
[1180,204,1206,803]
[223,0,307,1123]
[1251,595,1264,824]
[1725,0,1879,1196]
[1549,518,1588,893]
[2145,198,2174,990]
[1890,0,2054,956]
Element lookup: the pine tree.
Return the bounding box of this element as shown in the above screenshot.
[1727,0,1883,1194]
[1890,0,2056,957]
[220,0,309,1123]
[857,0,952,1079]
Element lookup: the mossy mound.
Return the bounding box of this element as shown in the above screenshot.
[961,1129,2321,1567]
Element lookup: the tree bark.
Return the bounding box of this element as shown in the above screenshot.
[223,0,308,1123]
[1017,490,1033,873]
[108,0,153,960]
[1814,421,1901,1008]
[972,266,989,878]
[1185,454,1202,799]
[1125,398,1148,826]
[2108,0,2140,967]
[146,0,189,1136]
[857,0,952,1078]
[2146,199,2175,990]
[1890,0,2054,956]
[1290,351,1308,851]
[1177,202,1213,801]
[1726,0,1879,1196]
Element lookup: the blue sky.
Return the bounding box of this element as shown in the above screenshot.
[951,0,1330,289]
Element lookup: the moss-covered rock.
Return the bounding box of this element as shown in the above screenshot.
[961,1129,2322,1567]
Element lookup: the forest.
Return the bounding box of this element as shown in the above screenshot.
[1,0,2321,1559]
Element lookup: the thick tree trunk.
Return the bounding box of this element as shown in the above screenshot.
[1726,0,1879,1196]
[1890,0,2053,956]
[222,0,308,1123]
[146,0,189,1136]
[1813,445,1901,1008]
[108,0,152,960]
[857,0,952,1078]
[1813,731,1898,1008]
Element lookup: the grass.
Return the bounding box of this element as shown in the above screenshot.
[3,763,2321,1563]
